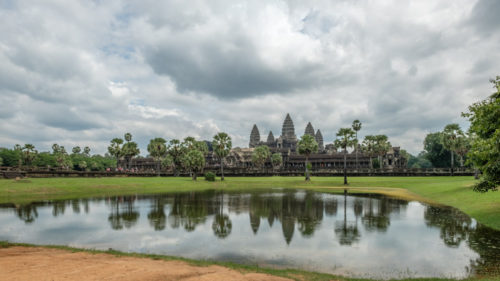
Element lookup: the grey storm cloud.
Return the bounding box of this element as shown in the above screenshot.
[144,41,321,99]
[468,0,500,36]
[0,0,499,155]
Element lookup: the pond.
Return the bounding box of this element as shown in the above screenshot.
[0,189,499,279]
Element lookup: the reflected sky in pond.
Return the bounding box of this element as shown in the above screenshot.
[0,190,499,279]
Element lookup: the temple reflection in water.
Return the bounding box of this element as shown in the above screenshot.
[1,190,499,278]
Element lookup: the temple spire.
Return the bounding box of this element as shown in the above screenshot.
[267,131,275,143]
[305,122,315,136]
[281,113,296,140]
[315,129,324,151]
[249,124,260,148]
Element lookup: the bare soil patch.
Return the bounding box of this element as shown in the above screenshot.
[0,246,292,281]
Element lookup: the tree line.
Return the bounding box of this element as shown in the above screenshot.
[0,143,115,172]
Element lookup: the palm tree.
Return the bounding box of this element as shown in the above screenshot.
[335,128,356,185]
[181,149,205,180]
[122,141,140,170]
[167,139,183,176]
[83,146,91,157]
[147,138,167,175]
[456,135,470,168]
[271,153,283,172]
[352,120,362,169]
[298,134,319,181]
[108,138,123,168]
[72,146,81,155]
[212,132,232,181]
[374,135,390,169]
[22,144,37,167]
[441,124,464,176]
[252,145,270,172]
[124,132,132,142]
[362,135,376,169]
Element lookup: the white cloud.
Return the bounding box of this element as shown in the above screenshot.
[0,0,499,155]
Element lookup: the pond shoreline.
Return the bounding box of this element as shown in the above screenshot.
[0,242,489,281]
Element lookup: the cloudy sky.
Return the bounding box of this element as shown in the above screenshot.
[0,0,499,155]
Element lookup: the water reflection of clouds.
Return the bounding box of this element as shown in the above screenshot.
[0,191,496,279]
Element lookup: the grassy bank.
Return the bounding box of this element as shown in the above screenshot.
[1,241,498,281]
[0,176,498,229]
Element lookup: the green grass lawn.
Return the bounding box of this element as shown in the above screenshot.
[0,176,498,229]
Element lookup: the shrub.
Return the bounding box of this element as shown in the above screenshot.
[204,172,216,181]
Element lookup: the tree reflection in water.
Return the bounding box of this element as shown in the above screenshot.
[212,191,232,238]
[147,196,167,231]
[334,192,360,245]
[107,196,140,230]
[3,190,500,277]
[424,205,500,276]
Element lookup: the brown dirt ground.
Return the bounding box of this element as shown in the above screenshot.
[0,246,293,281]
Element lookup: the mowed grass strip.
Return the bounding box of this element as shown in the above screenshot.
[0,176,499,229]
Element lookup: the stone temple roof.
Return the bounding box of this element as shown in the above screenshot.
[281,113,296,140]
[305,122,315,136]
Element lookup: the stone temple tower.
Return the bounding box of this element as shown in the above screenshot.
[267,131,275,144]
[281,113,297,141]
[249,124,260,148]
[305,122,315,136]
[315,129,324,151]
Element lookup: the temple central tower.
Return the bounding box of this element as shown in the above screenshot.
[281,113,297,141]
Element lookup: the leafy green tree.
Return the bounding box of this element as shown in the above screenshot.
[298,134,318,181]
[352,120,362,169]
[252,145,270,170]
[362,135,377,168]
[462,76,500,191]
[181,149,205,180]
[162,155,174,171]
[0,148,21,167]
[271,153,283,170]
[441,124,464,176]
[402,150,433,168]
[0,156,3,166]
[108,138,124,168]
[22,144,37,167]
[54,146,71,170]
[212,132,232,181]
[78,161,88,171]
[90,154,116,171]
[167,139,183,176]
[335,128,356,185]
[14,144,23,168]
[33,152,56,168]
[72,146,81,155]
[423,132,452,168]
[183,137,208,156]
[147,138,168,175]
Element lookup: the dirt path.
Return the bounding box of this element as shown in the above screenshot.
[0,247,293,281]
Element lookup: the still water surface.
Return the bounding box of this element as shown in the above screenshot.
[0,189,499,279]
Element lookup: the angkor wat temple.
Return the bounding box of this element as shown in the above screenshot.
[218,113,406,171]
[124,113,406,173]
[250,113,325,152]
